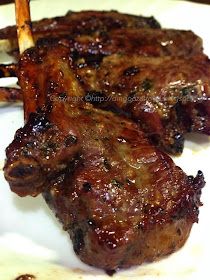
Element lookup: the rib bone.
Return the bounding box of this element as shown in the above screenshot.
[15,0,34,54]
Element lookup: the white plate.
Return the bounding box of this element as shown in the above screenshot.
[0,0,210,279]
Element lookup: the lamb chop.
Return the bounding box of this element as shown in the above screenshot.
[8,33,209,154]
[0,9,208,154]
[21,8,201,154]
[0,11,202,76]
[70,51,210,154]
[0,20,203,59]
[0,10,161,55]
[0,9,203,71]
[35,27,208,155]
[0,9,161,41]
[3,0,205,272]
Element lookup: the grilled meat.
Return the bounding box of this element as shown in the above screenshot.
[0,10,161,40]
[0,27,203,78]
[70,52,210,154]
[0,10,206,154]
[25,35,210,154]
[0,31,207,153]
[4,42,205,271]
[0,9,207,154]
[0,10,161,54]
[36,27,203,58]
[0,87,21,102]
[0,10,203,59]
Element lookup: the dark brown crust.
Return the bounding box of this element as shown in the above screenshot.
[1,28,206,154]
[0,10,161,54]
[34,27,202,59]
[0,10,204,154]
[4,43,205,270]
[72,53,210,154]
[20,35,209,154]
[0,11,161,40]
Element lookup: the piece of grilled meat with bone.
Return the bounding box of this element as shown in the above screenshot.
[28,34,210,154]
[0,10,207,154]
[0,10,161,54]
[4,35,205,271]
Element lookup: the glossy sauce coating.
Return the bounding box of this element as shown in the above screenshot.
[0,10,161,53]
[73,52,210,153]
[4,43,205,270]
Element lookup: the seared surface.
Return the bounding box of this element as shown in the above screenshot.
[36,27,202,57]
[0,10,206,153]
[28,36,210,154]
[72,52,210,153]
[0,10,161,40]
[4,43,204,270]
[0,10,161,53]
[0,32,207,153]
[0,10,207,154]
[0,10,203,59]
